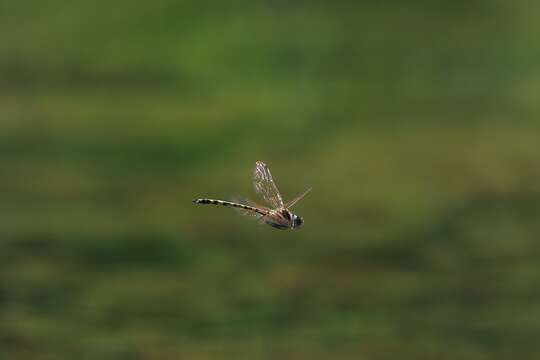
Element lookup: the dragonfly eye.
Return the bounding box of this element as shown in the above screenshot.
[292,215,303,229]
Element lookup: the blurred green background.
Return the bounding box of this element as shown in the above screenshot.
[2,0,540,359]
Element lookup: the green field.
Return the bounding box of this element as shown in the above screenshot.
[2,1,540,359]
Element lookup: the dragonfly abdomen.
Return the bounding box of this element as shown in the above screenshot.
[193,198,267,215]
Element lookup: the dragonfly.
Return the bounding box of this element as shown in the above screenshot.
[193,161,311,230]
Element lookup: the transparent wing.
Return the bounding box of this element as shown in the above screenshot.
[230,197,268,219]
[284,187,312,209]
[253,161,284,209]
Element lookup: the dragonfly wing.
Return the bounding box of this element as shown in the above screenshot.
[284,187,312,209]
[230,197,267,219]
[253,161,284,209]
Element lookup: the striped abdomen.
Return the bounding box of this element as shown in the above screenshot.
[192,198,267,216]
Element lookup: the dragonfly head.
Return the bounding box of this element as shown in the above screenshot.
[291,214,304,229]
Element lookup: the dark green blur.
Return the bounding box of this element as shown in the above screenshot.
[2,1,540,358]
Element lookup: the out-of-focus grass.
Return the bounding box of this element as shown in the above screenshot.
[1,1,540,359]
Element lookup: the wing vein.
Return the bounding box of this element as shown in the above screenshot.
[253,161,284,209]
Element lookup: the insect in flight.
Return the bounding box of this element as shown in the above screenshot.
[193,161,311,230]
